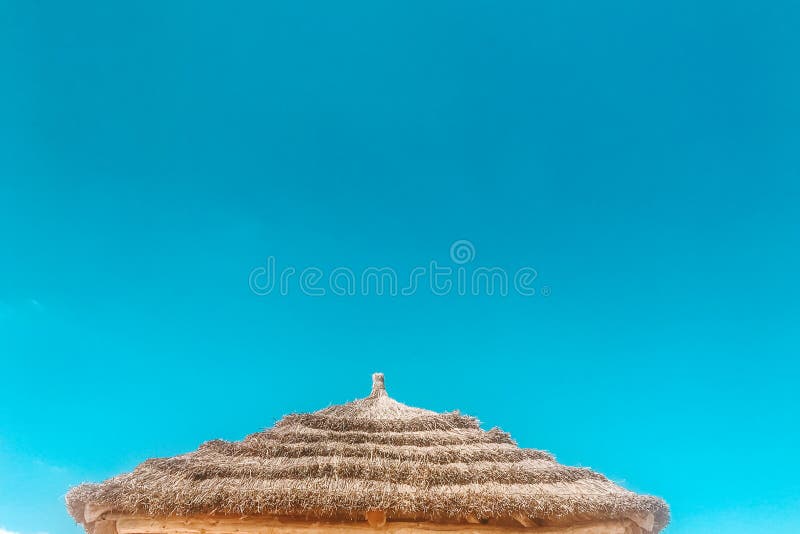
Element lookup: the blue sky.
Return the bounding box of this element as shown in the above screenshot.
[1,2,799,533]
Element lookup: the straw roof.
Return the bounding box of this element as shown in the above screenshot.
[66,373,669,531]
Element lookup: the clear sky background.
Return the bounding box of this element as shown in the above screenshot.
[1,2,799,533]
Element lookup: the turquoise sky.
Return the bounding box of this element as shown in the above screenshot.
[1,2,799,533]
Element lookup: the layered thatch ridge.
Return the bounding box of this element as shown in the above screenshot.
[66,373,669,531]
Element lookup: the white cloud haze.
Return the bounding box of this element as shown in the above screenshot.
[0,528,48,534]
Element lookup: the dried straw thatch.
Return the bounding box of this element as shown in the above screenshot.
[66,373,669,532]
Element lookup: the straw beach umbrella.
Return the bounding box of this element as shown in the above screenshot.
[66,373,669,534]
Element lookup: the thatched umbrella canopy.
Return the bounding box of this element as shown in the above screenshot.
[67,373,669,534]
